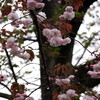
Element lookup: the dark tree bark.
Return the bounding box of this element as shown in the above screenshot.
[0,93,12,100]
[40,0,98,100]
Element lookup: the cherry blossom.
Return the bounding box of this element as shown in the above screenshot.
[22,18,32,26]
[13,93,34,100]
[43,28,53,40]
[82,95,96,100]
[18,52,30,59]
[13,93,27,100]
[68,75,75,79]
[36,3,45,8]
[51,28,61,37]
[55,78,70,86]
[6,37,16,49]
[87,61,100,78]
[42,28,71,47]
[59,6,75,20]
[49,37,63,47]
[87,71,100,78]
[92,61,100,71]
[7,37,15,43]
[27,0,45,10]
[66,89,78,97]
[61,37,71,45]
[58,94,69,100]
[8,12,19,20]
[55,78,62,86]
[61,78,70,84]
[27,0,37,10]
[6,37,30,60]
[57,89,77,100]
[37,12,47,22]
[0,75,7,81]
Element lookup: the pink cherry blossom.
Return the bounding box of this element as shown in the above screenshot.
[58,0,61,4]
[85,65,89,69]
[6,37,15,49]
[75,69,78,73]
[13,93,27,100]
[58,94,69,100]
[63,11,75,20]
[0,49,4,52]
[83,95,96,100]
[61,78,70,84]
[59,15,65,20]
[51,28,61,37]
[18,53,30,59]
[37,12,47,22]
[92,61,100,71]
[87,71,100,78]
[22,18,32,26]
[68,75,75,79]
[27,0,37,10]
[66,89,78,97]
[59,6,75,20]
[10,47,19,55]
[7,37,15,43]
[36,3,45,8]
[55,78,70,86]
[27,0,45,10]
[55,78,62,86]
[65,6,74,12]
[0,75,7,81]
[43,28,53,40]
[8,12,19,20]
[43,28,71,47]
[49,37,63,47]
[62,37,71,45]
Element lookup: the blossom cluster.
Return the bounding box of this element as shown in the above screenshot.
[87,61,100,78]
[8,11,46,28]
[26,0,45,10]
[59,6,75,20]
[55,75,74,86]
[13,93,34,100]
[8,11,32,28]
[6,37,30,59]
[43,28,71,47]
[58,89,78,100]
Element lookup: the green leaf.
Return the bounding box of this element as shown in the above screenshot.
[25,71,32,74]
[17,39,24,44]
[13,64,19,67]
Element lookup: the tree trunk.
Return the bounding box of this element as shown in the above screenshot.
[40,0,98,100]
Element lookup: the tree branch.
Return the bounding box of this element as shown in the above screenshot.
[0,93,12,100]
[4,49,17,83]
[0,82,12,93]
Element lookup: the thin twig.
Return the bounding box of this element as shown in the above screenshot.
[0,82,12,93]
[28,83,48,97]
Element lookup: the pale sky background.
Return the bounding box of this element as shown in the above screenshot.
[0,0,100,100]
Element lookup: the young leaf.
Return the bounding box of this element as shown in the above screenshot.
[73,0,83,11]
[26,49,34,61]
[52,91,59,100]
[1,5,12,16]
